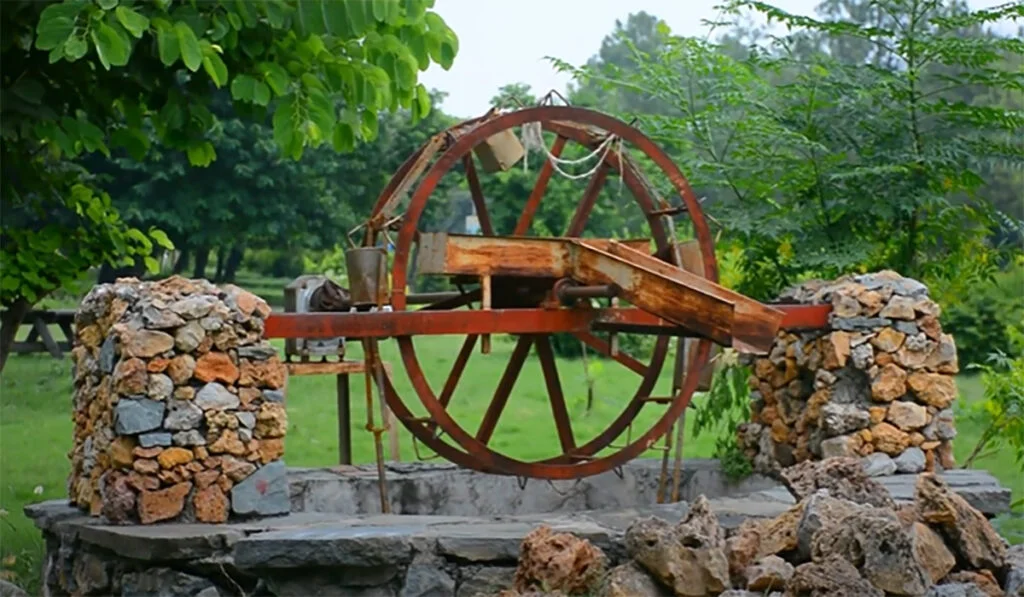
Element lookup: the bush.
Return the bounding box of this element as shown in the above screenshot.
[245,248,305,279]
[941,264,1024,368]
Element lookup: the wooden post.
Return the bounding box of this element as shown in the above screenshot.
[336,373,352,465]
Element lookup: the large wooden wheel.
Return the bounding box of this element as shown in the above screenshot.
[370,106,718,480]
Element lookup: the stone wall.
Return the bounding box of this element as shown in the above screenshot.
[738,271,960,476]
[68,276,290,524]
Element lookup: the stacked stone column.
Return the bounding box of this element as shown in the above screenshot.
[68,276,290,524]
[738,271,960,475]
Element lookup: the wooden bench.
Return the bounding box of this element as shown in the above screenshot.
[3,309,76,359]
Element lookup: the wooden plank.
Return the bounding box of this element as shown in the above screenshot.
[32,316,64,358]
[286,361,393,376]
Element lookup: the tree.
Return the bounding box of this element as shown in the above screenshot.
[557,0,1023,300]
[0,0,459,371]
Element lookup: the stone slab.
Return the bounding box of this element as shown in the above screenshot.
[234,523,421,569]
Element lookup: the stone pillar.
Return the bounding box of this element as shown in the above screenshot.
[68,276,290,524]
[738,271,959,476]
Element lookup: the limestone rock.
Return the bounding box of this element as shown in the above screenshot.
[137,481,192,524]
[209,429,247,456]
[194,352,240,384]
[811,508,930,596]
[915,474,1006,571]
[164,399,204,431]
[174,321,205,353]
[194,382,240,410]
[873,327,907,352]
[834,295,863,318]
[726,520,763,583]
[157,447,194,469]
[873,363,908,402]
[166,354,196,385]
[824,331,852,369]
[114,398,165,435]
[908,372,957,409]
[796,491,871,561]
[239,356,287,389]
[146,373,174,400]
[887,400,928,431]
[788,556,884,597]
[943,571,1004,597]
[113,357,148,395]
[138,432,172,448]
[123,329,175,358]
[780,457,896,508]
[513,525,607,595]
[872,422,911,455]
[194,485,229,523]
[862,452,897,477]
[881,295,917,320]
[925,334,959,374]
[599,561,669,597]
[1004,544,1024,597]
[911,522,956,584]
[230,459,289,515]
[894,447,927,473]
[745,555,793,592]
[821,403,871,436]
[626,497,730,597]
[101,473,137,524]
[255,403,288,438]
[821,434,859,459]
[172,429,206,446]
[221,455,257,482]
[170,295,218,319]
[142,305,185,329]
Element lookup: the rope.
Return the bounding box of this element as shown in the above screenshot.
[520,121,625,186]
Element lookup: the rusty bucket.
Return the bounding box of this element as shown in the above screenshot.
[345,247,390,307]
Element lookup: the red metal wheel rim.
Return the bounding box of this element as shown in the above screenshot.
[382,106,718,478]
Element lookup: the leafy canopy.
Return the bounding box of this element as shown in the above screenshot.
[1,0,458,311]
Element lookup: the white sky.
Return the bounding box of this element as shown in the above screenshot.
[419,0,1018,119]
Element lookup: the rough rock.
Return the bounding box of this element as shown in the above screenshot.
[873,328,907,352]
[599,561,669,597]
[745,555,793,591]
[113,358,149,395]
[123,330,175,358]
[894,447,927,474]
[862,452,897,477]
[114,398,165,435]
[888,401,928,430]
[121,567,217,597]
[101,473,137,523]
[239,357,287,389]
[872,422,912,455]
[137,482,192,524]
[1004,544,1024,597]
[513,525,607,595]
[812,508,930,596]
[821,403,871,436]
[780,457,896,508]
[881,296,917,320]
[943,571,1004,597]
[401,552,456,597]
[157,447,193,469]
[194,382,240,410]
[908,373,957,409]
[796,490,871,560]
[194,352,240,384]
[626,497,730,597]
[915,474,1006,571]
[230,460,289,515]
[193,485,229,523]
[872,364,908,401]
[170,295,218,319]
[138,432,172,448]
[255,403,288,438]
[821,434,858,458]
[911,522,956,585]
[166,354,196,385]
[925,334,959,374]
[788,556,884,597]
[174,321,205,353]
[164,399,204,431]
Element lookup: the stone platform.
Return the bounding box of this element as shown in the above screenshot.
[26,459,1011,596]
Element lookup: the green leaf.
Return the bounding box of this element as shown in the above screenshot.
[332,120,356,152]
[415,83,431,119]
[202,51,229,87]
[260,62,290,95]
[149,229,175,250]
[296,0,326,36]
[144,256,161,274]
[36,1,87,51]
[253,81,271,106]
[10,77,44,103]
[345,0,369,36]
[175,21,202,71]
[90,21,130,69]
[360,108,379,140]
[404,0,427,21]
[154,20,179,65]
[64,35,89,60]
[272,95,297,153]
[96,0,118,9]
[186,141,216,166]
[231,73,258,101]
[114,6,148,38]
[372,0,388,22]
[110,127,150,160]
[322,0,352,37]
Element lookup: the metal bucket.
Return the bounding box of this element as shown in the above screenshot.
[345,247,390,306]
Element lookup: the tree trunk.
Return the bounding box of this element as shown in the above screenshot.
[173,242,190,274]
[222,245,245,283]
[98,260,145,284]
[0,298,32,375]
[193,245,211,279]
[213,245,228,282]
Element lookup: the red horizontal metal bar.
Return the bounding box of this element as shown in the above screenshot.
[263,304,831,341]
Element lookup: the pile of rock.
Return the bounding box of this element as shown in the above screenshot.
[496,458,1023,597]
[738,271,960,476]
[68,276,290,524]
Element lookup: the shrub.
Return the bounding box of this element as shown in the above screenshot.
[941,265,1024,368]
[245,248,305,279]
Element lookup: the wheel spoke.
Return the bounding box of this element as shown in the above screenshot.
[535,335,576,452]
[475,335,533,444]
[573,331,648,376]
[439,334,478,407]
[463,155,495,236]
[565,163,610,237]
[514,135,568,235]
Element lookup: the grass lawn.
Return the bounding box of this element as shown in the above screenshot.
[1,285,1022,586]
